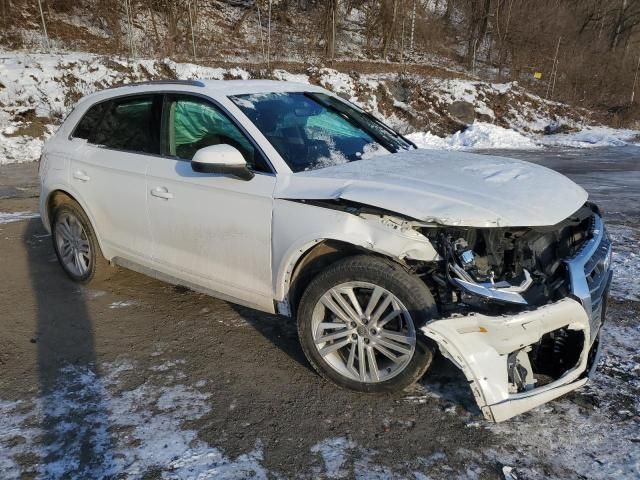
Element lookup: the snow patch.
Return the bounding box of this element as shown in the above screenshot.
[608,224,640,301]
[540,126,639,148]
[0,359,267,479]
[317,68,357,101]
[0,211,40,224]
[408,122,540,150]
[271,69,309,84]
[311,437,356,478]
[108,300,135,309]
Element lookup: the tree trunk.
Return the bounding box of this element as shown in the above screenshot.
[382,0,398,60]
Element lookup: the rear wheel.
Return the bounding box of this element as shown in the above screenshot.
[51,200,113,284]
[297,255,437,392]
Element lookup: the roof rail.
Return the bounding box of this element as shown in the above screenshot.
[107,79,206,89]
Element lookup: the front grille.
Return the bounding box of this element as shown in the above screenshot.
[585,231,611,305]
[565,215,612,341]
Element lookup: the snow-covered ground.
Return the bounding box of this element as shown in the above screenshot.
[0,358,268,479]
[408,123,640,151]
[0,314,637,479]
[609,225,640,302]
[1,50,638,166]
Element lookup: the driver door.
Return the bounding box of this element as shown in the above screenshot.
[146,94,276,310]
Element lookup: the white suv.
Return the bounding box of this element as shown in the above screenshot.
[39,80,612,421]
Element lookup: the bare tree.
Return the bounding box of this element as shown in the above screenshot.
[324,0,338,61]
[36,0,50,51]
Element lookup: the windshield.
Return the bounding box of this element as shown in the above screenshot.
[229,92,414,172]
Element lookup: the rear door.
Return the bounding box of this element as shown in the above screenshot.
[69,94,162,262]
[145,94,276,310]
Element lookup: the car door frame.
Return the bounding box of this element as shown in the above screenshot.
[64,92,164,265]
[142,91,279,312]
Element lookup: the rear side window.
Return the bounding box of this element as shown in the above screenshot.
[73,95,162,154]
[72,103,107,141]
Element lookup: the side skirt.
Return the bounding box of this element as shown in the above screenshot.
[112,256,276,314]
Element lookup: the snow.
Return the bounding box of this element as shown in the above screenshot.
[408,122,541,150]
[608,224,640,301]
[271,69,309,84]
[108,300,136,309]
[310,437,356,478]
[428,78,496,119]
[317,68,357,101]
[540,126,640,148]
[0,211,40,224]
[0,358,268,479]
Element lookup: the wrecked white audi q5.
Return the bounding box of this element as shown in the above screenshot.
[39,80,612,422]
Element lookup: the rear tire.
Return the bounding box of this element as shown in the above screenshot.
[297,255,437,393]
[51,199,113,284]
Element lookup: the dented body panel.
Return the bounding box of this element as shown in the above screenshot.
[272,199,439,302]
[276,149,588,227]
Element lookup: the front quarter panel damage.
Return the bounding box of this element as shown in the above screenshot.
[272,199,439,302]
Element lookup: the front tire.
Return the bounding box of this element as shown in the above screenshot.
[297,255,437,393]
[51,199,112,284]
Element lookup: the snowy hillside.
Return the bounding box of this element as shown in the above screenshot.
[1,50,638,166]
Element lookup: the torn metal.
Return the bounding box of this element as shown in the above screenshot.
[272,199,440,302]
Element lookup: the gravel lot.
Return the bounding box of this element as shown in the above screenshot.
[0,150,638,479]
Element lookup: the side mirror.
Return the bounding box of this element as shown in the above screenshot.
[191,144,255,181]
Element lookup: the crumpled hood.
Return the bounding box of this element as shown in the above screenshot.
[275,149,588,227]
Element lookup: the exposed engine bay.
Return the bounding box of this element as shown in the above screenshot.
[421,204,597,313]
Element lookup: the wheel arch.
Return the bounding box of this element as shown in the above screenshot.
[45,188,113,261]
[278,237,412,317]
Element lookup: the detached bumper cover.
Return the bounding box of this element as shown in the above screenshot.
[423,214,612,422]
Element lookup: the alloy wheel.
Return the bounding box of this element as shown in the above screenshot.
[54,212,92,277]
[311,281,416,383]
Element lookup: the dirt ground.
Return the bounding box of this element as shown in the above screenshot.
[0,161,638,479]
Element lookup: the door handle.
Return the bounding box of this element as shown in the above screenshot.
[73,170,90,182]
[150,187,173,200]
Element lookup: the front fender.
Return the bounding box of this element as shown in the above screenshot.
[272,199,439,302]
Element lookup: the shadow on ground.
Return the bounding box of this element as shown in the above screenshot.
[23,218,114,476]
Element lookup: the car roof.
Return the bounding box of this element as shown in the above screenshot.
[77,79,327,106]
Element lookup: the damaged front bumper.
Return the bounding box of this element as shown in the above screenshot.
[423,215,613,422]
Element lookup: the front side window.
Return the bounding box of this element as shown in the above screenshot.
[74,95,162,154]
[165,95,269,172]
[230,92,413,172]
